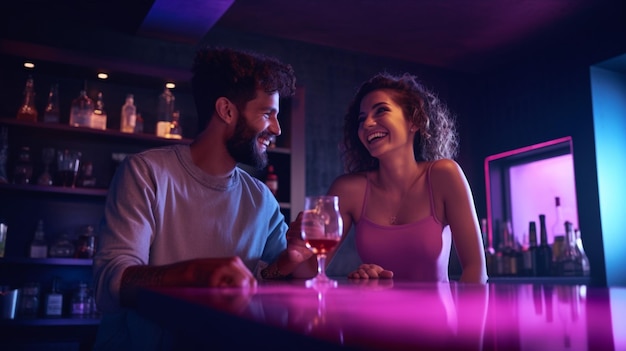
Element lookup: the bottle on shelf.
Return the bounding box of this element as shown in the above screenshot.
[76,161,97,187]
[501,220,521,276]
[481,218,496,276]
[165,110,183,139]
[75,225,96,259]
[551,196,566,242]
[524,221,539,276]
[12,146,34,185]
[48,233,75,258]
[574,228,590,276]
[135,113,144,134]
[69,90,94,128]
[37,147,55,186]
[551,235,565,276]
[29,219,48,258]
[536,214,553,276]
[265,164,279,197]
[43,83,60,123]
[16,75,38,122]
[156,87,175,137]
[18,282,41,317]
[559,221,586,276]
[120,94,137,133]
[491,220,504,276]
[90,91,107,130]
[45,277,63,317]
[71,282,92,316]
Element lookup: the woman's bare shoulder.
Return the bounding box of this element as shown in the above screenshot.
[328,172,368,195]
[429,159,464,179]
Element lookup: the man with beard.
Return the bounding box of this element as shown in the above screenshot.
[92,47,309,350]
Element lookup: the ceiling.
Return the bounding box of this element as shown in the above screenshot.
[1,0,624,74]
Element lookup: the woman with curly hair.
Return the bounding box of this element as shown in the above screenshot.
[326,72,487,283]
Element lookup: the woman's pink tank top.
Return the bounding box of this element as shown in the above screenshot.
[355,163,451,281]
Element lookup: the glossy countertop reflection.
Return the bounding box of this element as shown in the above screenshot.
[136,279,626,351]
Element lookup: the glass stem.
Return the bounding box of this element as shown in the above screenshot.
[317,254,328,280]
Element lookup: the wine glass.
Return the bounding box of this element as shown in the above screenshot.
[301,195,343,287]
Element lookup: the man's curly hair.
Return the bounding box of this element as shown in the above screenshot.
[191,46,296,133]
[342,72,458,173]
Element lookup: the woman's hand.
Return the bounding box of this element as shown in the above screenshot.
[348,263,394,279]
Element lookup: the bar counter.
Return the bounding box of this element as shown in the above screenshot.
[136,279,625,350]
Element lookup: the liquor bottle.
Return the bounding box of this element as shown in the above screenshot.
[492,220,504,276]
[135,113,144,134]
[500,220,520,276]
[12,146,33,185]
[524,221,539,276]
[17,76,38,122]
[90,92,107,130]
[48,233,75,258]
[265,165,279,197]
[481,218,496,276]
[18,282,40,317]
[45,277,63,316]
[574,228,590,276]
[551,197,566,241]
[156,87,175,137]
[559,221,583,276]
[165,111,183,139]
[551,235,565,276]
[29,219,48,258]
[43,84,60,123]
[120,94,137,133]
[69,90,94,128]
[75,225,96,259]
[536,214,553,276]
[519,231,531,276]
[76,161,97,187]
[71,282,92,316]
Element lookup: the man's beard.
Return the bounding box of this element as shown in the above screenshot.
[226,114,268,170]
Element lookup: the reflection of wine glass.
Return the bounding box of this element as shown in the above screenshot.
[301,195,343,287]
[305,282,345,345]
[37,147,55,186]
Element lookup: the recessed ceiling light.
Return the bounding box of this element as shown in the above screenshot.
[97,72,109,79]
[23,62,35,69]
[165,82,175,89]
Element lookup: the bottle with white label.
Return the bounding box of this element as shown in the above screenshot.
[120,94,137,133]
[29,219,48,258]
[45,277,63,316]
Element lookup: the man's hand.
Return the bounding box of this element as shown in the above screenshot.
[120,256,256,307]
[285,211,314,263]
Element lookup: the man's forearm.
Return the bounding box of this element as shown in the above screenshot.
[119,265,171,307]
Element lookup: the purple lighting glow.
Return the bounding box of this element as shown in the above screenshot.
[484,136,578,247]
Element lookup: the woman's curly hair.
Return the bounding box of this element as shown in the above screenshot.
[191,46,296,133]
[342,72,458,173]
